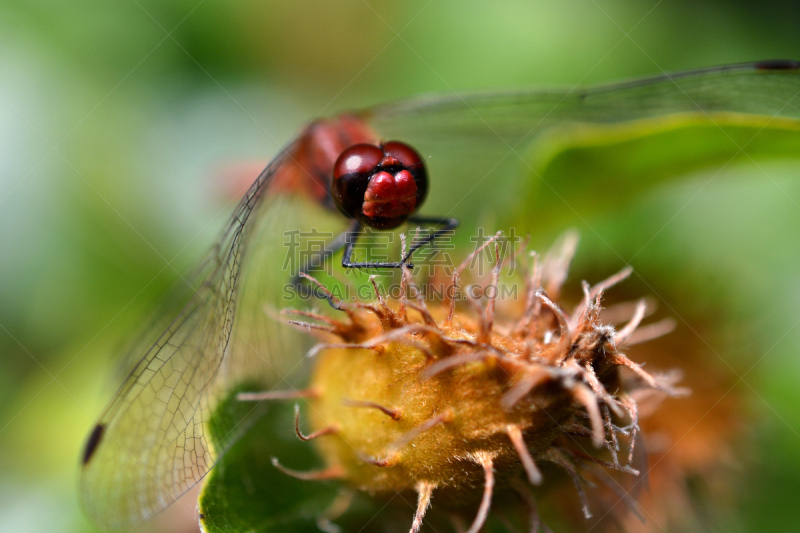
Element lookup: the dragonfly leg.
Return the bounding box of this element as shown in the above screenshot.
[291,215,458,297]
[341,222,411,270]
[341,215,458,270]
[402,215,459,263]
[291,220,358,293]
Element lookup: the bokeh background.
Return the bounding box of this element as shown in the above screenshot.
[3,1,800,532]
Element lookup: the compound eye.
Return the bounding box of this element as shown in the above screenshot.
[381,141,424,169]
[331,140,428,228]
[333,144,384,179]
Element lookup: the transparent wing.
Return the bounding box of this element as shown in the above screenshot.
[79,141,323,531]
[366,61,800,222]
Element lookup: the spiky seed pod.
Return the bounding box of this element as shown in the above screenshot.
[270,233,686,531]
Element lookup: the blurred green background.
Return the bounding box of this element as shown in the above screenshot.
[2,1,800,532]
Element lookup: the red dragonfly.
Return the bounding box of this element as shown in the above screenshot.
[79,61,800,530]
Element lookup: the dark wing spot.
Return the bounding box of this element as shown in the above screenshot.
[82,423,105,465]
[755,59,800,71]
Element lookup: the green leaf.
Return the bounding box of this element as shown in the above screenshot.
[518,112,800,228]
[200,386,415,533]
[198,386,338,533]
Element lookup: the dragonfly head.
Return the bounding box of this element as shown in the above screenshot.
[331,141,428,230]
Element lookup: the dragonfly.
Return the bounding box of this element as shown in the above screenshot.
[79,60,800,531]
